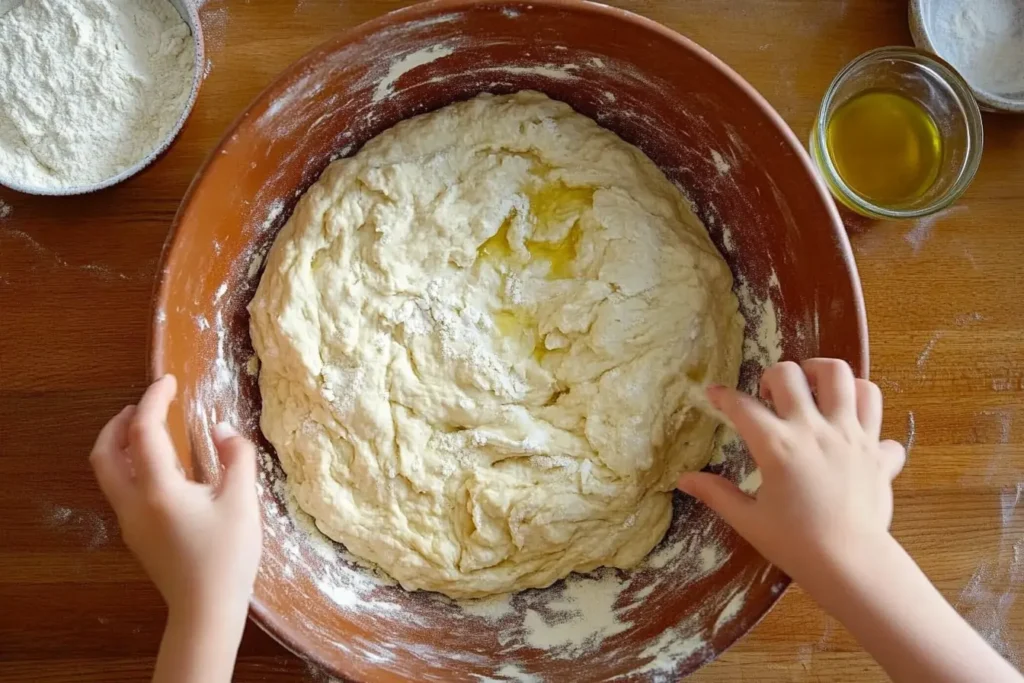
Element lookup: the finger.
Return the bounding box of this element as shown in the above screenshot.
[127,375,182,488]
[90,406,137,508]
[801,358,856,420]
[759,361,817,420]
[855,379,883,439]
[879,439,906,480]
[678,472,756,537]
[213,423,258,505]
[708,385,785,469]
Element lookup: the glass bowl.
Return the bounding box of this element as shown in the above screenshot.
[810,46,983,219]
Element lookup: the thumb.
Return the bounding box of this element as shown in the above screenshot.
[212,423,257,503]
[678,471,756,536]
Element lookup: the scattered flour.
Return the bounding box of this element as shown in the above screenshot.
[710,150,731,175]
[43,504,109,549]
[904,205,969,255]
[955,311,984,327]
[521,575,633,656]
[0,199,12,219]
[372,44,455,102]
[736,272,783,368]
[905,411,917,455]
[916,332,942,369]
[712,588,749,633]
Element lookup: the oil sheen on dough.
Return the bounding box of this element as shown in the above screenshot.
[249,91,743,598]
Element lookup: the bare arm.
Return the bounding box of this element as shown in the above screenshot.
[811,533,1020,683]
[90,376,262,683]
[154,604,249,683]
[679,359,1021,683]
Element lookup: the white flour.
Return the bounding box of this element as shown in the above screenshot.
[0,0,195,189]
[927,0,1024,95]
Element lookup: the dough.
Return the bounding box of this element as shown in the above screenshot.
[249,91,743,598]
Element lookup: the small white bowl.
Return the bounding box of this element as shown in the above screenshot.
[910,0,1024,115]
[0,0,206,195]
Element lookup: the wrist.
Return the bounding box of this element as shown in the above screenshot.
[167,594,251,638]
[156,596,249,683]
[795,530,899,612]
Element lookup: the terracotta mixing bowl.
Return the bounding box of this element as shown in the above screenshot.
[152,1,867,680]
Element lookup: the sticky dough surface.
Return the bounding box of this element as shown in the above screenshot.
[249,91,744,598]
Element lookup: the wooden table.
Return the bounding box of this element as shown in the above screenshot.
[1,0,1022,680]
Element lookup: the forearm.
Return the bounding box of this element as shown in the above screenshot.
[153,602,248,683]
[804,534,1021,683]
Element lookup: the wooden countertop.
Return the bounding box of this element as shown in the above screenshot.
[1,0,1022,680]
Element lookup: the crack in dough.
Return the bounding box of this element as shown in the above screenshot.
[249,91,744,598]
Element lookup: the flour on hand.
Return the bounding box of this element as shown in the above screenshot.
[249,92,744,598]
[0,0,195,189]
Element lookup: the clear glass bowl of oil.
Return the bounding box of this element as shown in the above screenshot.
[810,46,983,219]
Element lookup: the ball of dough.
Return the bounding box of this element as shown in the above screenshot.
[249,91,743,598]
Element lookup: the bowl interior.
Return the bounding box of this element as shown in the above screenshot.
[153,2,865,681]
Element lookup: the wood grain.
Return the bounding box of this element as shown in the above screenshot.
[1,0,1022,681]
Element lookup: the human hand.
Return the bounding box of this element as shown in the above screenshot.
[678,359,905,589]
[89,375,262,622]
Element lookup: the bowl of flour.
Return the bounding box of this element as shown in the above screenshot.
[910,0,1024,114]
[0,0,204,195]
[152,1,867,681]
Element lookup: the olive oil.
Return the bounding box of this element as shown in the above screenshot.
[492,307,548,361]
[477,175,595,354]
[524,181,592,279]
[825,89,942,207]
[479,214,515,262]
[476,179,594,279]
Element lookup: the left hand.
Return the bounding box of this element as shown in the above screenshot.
[89,375,263,620]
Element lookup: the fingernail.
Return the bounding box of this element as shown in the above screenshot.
[213,422,239,441]
[677,475,696,494]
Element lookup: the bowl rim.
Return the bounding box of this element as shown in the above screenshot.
[151,0,869,678]
[811,45,985,220]
[0,0,206,196]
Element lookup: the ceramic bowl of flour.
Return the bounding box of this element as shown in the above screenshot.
[0,0,205,195]
[153,1,867,680]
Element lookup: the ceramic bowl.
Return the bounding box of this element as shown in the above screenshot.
[152,1,867,680]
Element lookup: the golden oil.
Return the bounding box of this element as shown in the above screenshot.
[825,89,942,207]
[524,181,592,279]
[479,214,515,262]
[476,179,594,279]
[477,175,595,354]
[492,307,548,361]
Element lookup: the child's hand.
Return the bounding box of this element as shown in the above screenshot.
[678,359,906,586]
[89,375,262,621]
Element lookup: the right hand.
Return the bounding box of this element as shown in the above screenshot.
[678,359,906,585]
